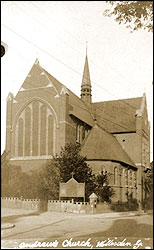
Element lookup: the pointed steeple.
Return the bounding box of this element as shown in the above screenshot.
[81,43,92,104]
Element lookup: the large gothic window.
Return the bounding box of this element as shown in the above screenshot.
[14,101,55,158]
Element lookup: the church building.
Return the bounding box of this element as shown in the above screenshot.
[5,53,150,203]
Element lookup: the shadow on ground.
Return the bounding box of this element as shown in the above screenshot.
[79,219,153,238]
[1,211,42,224]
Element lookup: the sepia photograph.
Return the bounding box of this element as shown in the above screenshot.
[1,1,153,249]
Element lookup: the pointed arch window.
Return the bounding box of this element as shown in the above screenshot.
[114,167,118,185]
[32,101,39,156]
[134,172,137,188]
[14,100,55,158]
[25,106,31,156]
[125,169,128,186]
[40,105,47,156]
[129,170,133,187]
[48,115,54,155]
[18,118,23,156]
[122,169,125,186]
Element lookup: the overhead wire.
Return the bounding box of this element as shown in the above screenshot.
[30,1,138,92]
[3,3,146,112]
[16,70,144,136]
[3,48,149,141]
[12,0,139,98]
[2,23,148,140]
[11,1,85,59]
[2,22,140,113]
[1,2,149,128]
[39,1,144,93]
[2,3,152,160]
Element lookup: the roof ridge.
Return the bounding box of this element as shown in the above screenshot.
[92,96,143,104]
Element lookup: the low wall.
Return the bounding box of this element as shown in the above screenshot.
[1,197,22,209]
[47,200,92,214]
[1,197,47,211]
[22,199,47,211]
[47,200,113,214]
[1,197,112,214]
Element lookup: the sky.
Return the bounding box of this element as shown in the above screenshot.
[1,1,153,160]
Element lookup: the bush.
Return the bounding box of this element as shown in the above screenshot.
[95,171,115,203]
[111,198,139,212]
[142,195,153,211]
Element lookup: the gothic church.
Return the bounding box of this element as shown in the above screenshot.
[5,54,150,203]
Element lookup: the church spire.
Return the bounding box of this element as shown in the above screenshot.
[81,43,92,104]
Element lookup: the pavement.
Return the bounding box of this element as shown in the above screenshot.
[1,208,153,249]
[1,207,147,218]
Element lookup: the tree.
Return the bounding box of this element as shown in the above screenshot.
[1,150,41,199]
[1,151,10,196]
[143,161,153,210]
[95,170,115,203]
[104,1,153,32]
[54,143,97,201]
[37,161,60,200]
[40,143,115,203]
[1,150,22,197]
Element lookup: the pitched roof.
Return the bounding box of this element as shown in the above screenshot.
[80,125,136,168]
[17,60,94,127]
[44,67,94,126]
[91,97,143,133]
[68,90,94,126]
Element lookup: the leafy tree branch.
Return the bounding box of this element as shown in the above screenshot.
[104,1,153,32]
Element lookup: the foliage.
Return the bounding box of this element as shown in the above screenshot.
[54,143,97,201]
[111,195,139,212]
[1,151,22,197]
[37,160,60,200]
[111,200,139,212]
[1,150,41,199]
[111,192,139,212]
[142,162,153,210]
[95,171,115,203]
[142,195,153,210]
[104,1,153,32]
[1,146,117,204]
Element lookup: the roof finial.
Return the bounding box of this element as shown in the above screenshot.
[35,58,39,64]
[86,41,88,57]
[71,171,75,178]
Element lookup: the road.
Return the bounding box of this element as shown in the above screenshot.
[1,208,153,249]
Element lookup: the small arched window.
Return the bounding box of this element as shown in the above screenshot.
[114,167,118,185]
[102,166,106,173]
[129,170,132,187]
[134,172,137,187]
[122,169,125,186]
[125,169,128,186]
